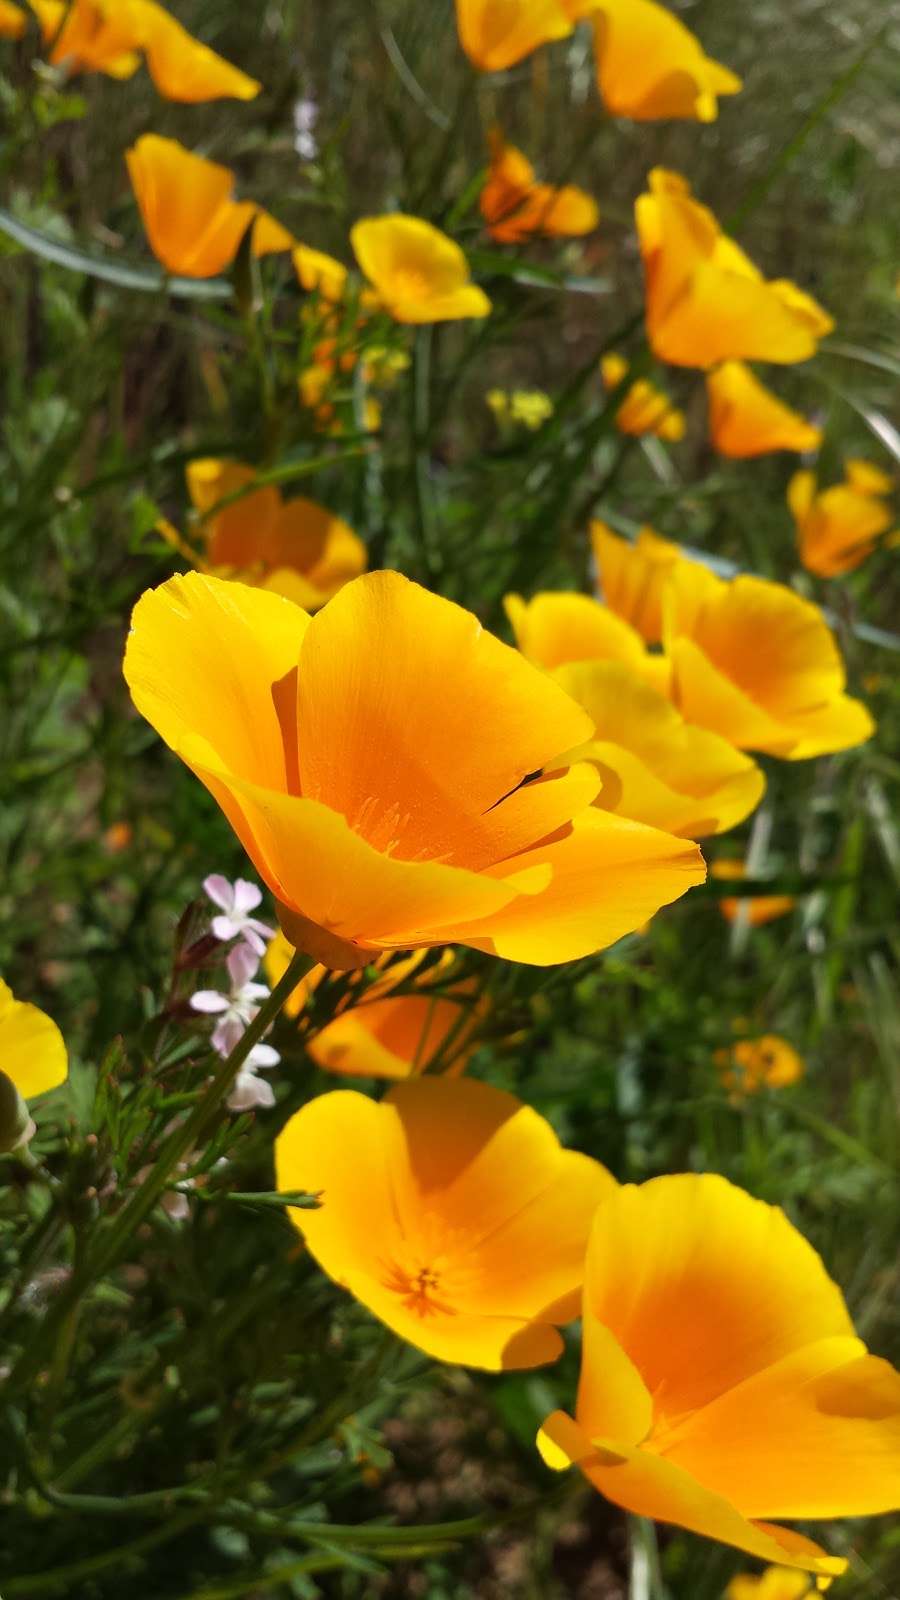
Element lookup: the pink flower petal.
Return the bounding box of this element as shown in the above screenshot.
[203,874,235,913]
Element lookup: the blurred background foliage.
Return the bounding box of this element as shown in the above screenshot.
[0,1,899,1596]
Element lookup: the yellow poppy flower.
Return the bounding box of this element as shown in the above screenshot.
[707,363,822,458]
[275,1077,616,1368]
[0,1,26,39]
[789,470,895,578]
[455,0,572,71]
[588,0,740,122]
[350,215,491,325]
[844,458,894,496]
[29,0,259,97]
[293,244,349,304]
[125,136,294,279]
[590,521,681,646]
[505,587,671,697]
[636,169,834,369]
[601,353,685,441]
[29,0,140,76]
[554,660,764,838]
[716,1035,805,1095]
[480,134,599,244]
[123,570,704,969]
[538,1173,900,1574]
[265,931,480,1079]
[727,1568,821,1600]
[711,860,795,927]
[184,459,366,611]
[0,979,67,1150]
[663,559,874,758]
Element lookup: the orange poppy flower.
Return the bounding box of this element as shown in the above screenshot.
[711,860,795,927]
[275,1077,616,1367]
[788,469,895,579]
[455,0,572,71]
[29,0,259,97]
[553,660,764,838]
[636,169,833,369]
[715,1034,804,1095]
[538,1173,900,1574]
[663,558,874,758]
[504,587,671,697]
[590,521,680,646]
[184,459,366,611]
[601,353,685,442]
[480,134,598,244]
[351,215,491,324]
[264,930,481,1079]
[844,458,894,496]
[588,0,740,122]
[0,1,26,39]
[707,363,822,458]
[125,136,293,279]
[128,0,259,101]
[29,0,140,75]
[123,570,704,970]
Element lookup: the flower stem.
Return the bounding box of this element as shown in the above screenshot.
[0,949,313,1397]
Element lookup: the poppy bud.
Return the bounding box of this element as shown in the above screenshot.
[0,1069,36,1154]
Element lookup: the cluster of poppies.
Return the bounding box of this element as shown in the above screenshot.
[3,0,899,1580]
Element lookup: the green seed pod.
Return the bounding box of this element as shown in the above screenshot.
[0,1070,34,1154]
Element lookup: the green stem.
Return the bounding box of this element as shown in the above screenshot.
[0,951,313,1397]
[629,1516,666,1600]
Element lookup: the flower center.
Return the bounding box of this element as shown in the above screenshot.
[391,266,430,302]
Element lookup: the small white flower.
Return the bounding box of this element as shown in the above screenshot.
[203,874,276,957]
[190,947,281,1113]
[293,96,318,160]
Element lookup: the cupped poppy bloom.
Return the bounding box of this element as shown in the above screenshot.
[553,660,764,838]
[844,458,894,496]
[455,0,572,71]
[601,353,685,442]
[350,215,491,324]
[663,559,874,758]
[265,930,481,1079]
[127,0,259,101]
[711,860,795,927]
[184,458,367,610]
[504,588,671,697]
[537,1173,900,1574]
[707,363,822,459]
[727,1568,820,1600]
[0,1,26,39]
[0,978,68,1151]
[275,1076,617,1367]
[588,0,740,122]
[590,521,681,646]
[636,169,834,369]
[29,0,140,76]
[123,570,704,970]
[788,470,895,579]
[480,134,598,244]
[29,0,259,97]
[125,136,294,279]
[715,1035,804,1096]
